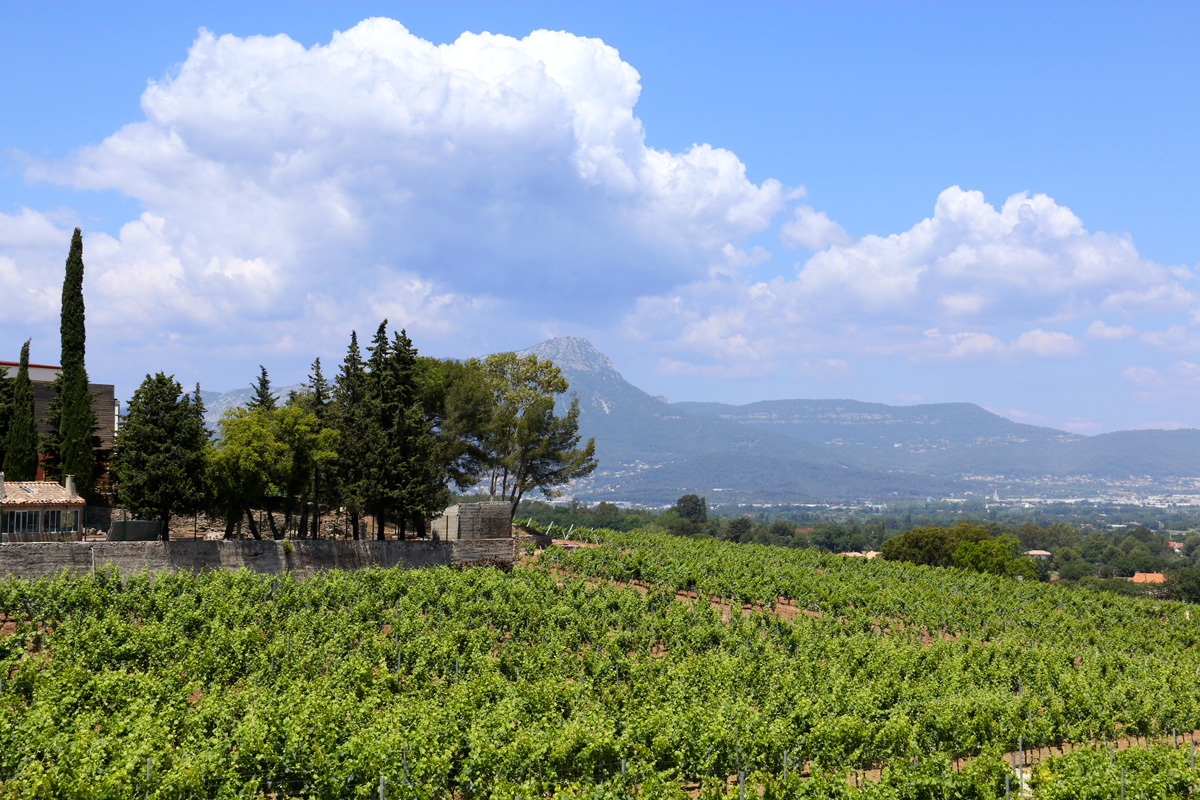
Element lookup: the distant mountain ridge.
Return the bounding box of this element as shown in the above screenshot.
[518,337,1200,503]
[199,384,304,429]
[199,337,1200,504]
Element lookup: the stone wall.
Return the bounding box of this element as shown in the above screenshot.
[0,537,516,580]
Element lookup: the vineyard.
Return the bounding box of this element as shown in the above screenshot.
[4,529,1200,798]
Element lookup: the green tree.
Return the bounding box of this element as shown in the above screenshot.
[111,374,210,538]
[207,407,283,540]
[724,516,754,543]
[675,494,707,524]
[210,403,337,540]
[881,522,991,567]
[3,341,39,481]
[57,227,95,497]
[288,357,334,538]
[0,360,15,469]
[1165,566,1200,604]
[272,404,338,538]
[473,352,597,516]
[332,331,372,539]
[416,357,491,497]
[247,365,277,412]
[951,534,1036,579]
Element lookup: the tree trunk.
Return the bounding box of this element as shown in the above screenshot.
[350,512,360,540]
[223,514,237,540]
[266,505,281,540]
[245,508,262,540]
[375,509,386,541]
[297,498,310,540]
[309,472,321,539]
[159,512,171,542]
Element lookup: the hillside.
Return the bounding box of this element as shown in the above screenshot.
[521,337,1200,502]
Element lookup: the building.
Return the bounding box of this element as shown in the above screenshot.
[1025,550,1053,560]
[1,359,119,476]
[428,502,512,540]
[0,473,86,541]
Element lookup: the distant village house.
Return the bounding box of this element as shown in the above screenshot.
[0,473,86,541]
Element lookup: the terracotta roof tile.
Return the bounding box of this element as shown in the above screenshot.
[0,481,85,507]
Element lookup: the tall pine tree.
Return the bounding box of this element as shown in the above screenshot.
[247,366,277,412]
[304,357,330,538]
[58,228,95,495]
[111,373,210,538]
[333,332,371,539]
[3,341,39,481]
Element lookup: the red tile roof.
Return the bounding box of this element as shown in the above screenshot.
[0,481,85,507]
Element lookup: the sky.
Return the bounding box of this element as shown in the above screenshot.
[2,1,1199,434]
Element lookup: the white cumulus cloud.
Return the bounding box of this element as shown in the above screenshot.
[780,205,852,250]
[18,18,785,364]
[627,186,1188,376]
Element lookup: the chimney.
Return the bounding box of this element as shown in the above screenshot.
[65,475,77,500]
[0,471,5,502]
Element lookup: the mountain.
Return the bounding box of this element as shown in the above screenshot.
[519,337,1200,503]
[518,338,949,503]
[676,398,1200,481]
[199,384,305,429]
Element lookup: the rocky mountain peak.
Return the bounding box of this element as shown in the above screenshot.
[519,336,618,375]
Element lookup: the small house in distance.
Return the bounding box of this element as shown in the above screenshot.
[428,502,512,541]
[0,473,86,542]
[1025,550,1053,560]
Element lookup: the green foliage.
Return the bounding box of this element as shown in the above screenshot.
[0,359,12,468]
[2,341,38,481]
[111,374,209,533]
[1165,566,1200,604]
[470,352,597,514]
[206,402,335,540]
[57,227,95,497]
[675,494,707,524]
[247,365,277,412]
[951,535,1036,579]
[7,531,1200,796]
[880,521,991,568]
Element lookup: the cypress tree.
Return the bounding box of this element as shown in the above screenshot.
[3,341,39,480]
[58,227,95,496]
[0,361,14,468]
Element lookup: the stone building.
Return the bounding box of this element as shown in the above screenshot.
[428,502,512,541]
[0,473,86,541]
[1,358,119,479]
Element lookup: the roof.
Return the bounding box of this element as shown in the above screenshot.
[0,481,85,507]
[1131,572,1167,584]
[1025,549,1053,556]
[839,550,880,559]
[0,360,61,370]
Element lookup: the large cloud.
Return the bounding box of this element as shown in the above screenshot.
[629,186,1197,375]
[20,19,784,353]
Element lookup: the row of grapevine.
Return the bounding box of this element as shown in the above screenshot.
[3,527,1199,797]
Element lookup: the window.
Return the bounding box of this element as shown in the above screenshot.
[40,509,79,533]
[2,510,35,534]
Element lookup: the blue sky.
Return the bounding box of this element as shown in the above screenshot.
[2,2,1199,433]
